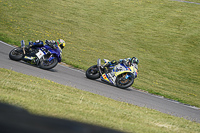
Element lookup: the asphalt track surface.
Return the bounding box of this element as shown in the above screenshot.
[0,41,200,123]
[172,0,200,5]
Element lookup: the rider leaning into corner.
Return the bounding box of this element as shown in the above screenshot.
[101,57,139,76]
[27,39,66,51]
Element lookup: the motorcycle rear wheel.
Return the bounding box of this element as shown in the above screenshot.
[86,65,100,79]
[39,56,58,70]
[116,73,134,89]
[9,47,24,61]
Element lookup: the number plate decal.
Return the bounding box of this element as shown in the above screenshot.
[36,50,44,59]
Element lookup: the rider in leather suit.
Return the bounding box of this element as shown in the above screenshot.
[27,39,65,50]
[102,57,139,73]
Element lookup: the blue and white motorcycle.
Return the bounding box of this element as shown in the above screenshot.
[9,40,62,70]
[86,58,138,89]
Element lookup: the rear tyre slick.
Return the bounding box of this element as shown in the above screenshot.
[86,65,100,80]
[9,48,24,61]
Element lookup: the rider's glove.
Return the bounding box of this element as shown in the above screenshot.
[52,44,57,49]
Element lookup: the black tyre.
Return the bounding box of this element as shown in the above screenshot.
[116,73,134,89]
[86,65,100,79]
[39,55,58,70]
[9,47,24,61]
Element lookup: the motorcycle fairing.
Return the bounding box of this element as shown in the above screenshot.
[101,73,110,82]
[24,56,34,60]
[103,59,110,63]
[101,73,116,85]
[114,64,131,75]
[44,45,62,62]
[36,49,44,59]
[101,63,134,85]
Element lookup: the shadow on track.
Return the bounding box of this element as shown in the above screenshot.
[85,77,133,91]
[8,59,58,72]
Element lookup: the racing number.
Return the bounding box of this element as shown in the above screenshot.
[103,74,107,79]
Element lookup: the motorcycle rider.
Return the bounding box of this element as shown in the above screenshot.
[102,57,139,73]
[27,39,65,50]
[123,57,139,70]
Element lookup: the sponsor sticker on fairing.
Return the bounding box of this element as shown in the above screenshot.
[36,50,44,59]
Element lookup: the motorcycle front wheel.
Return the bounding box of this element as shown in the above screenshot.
[86,65,100,79]
[9,47,24,61]
[39,55,58,70]
[116,73,134,89]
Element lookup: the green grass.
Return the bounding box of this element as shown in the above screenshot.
[0,0,200,107]
[0,68,200,133]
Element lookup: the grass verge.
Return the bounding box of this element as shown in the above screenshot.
[0,68,200,133]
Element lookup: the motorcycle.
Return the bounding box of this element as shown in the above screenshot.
[86,58,138,89]
[9,40,62,70]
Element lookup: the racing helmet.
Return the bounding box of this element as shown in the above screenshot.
[56,39,65,49]
[111,60,118,65]
[131,57,139,65]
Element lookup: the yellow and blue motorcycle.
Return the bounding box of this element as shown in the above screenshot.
[86,58,138,89]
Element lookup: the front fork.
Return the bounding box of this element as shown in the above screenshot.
[41,54,54,63]
[48,55,54,62]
